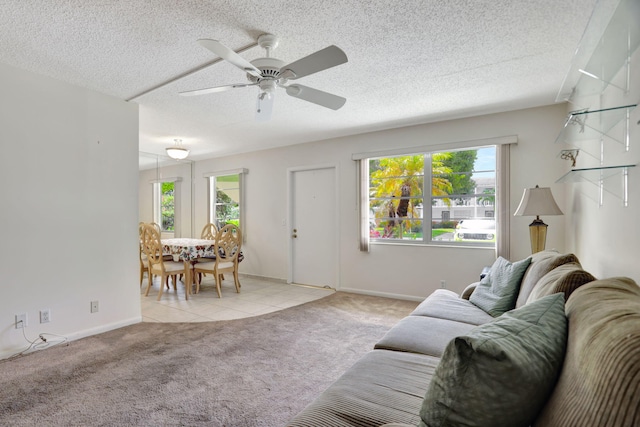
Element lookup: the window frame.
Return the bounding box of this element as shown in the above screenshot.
[354,135,516,254]
[204,168,248,241]
[368,147,497,247]
[150,176,182,236]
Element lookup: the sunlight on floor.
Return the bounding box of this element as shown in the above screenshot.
[140,275,334,323]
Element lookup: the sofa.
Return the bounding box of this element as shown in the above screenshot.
[288,250,640,426]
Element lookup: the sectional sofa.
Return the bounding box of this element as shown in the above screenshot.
[288,250,640,426]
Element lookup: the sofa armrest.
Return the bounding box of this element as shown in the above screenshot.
[460,281,480,300]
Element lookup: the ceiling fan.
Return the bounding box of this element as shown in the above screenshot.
[179,34,348,121]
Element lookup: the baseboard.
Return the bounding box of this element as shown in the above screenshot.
[238,273,287,284]
[239,273,427,301]
[239,273,426,301]
[240,274,421,300]
[0,316,142,360]
[338,287,425,302]
[63,316,142,342]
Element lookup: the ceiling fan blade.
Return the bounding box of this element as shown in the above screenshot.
[197,39,262,78]
[255,92,274,122]
[179,82,257,97]
[280,45,348,80]
[285,84,346,110]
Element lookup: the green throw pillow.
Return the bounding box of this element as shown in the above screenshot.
[470,256,532,316]
[419,293,567,427]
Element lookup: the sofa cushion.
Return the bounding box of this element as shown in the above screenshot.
[469,256,532,316]
[375,316,478,357]
[460,281,479,300]
[515,251,580,307]
[288,350,440,427]
[419,293,567,427]
[526,262,596,304]
[534,277,640,426]
[410,289,494,326]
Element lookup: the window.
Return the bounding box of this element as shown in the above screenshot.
[153,178,182,233]
[160,182,175,231]
[367,146,497,247]
[209,174,240,227]
[205,168,247,233]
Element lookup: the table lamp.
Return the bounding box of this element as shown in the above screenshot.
[514,185,563,253]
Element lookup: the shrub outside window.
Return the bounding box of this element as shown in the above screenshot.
[153,180,177,232]
[160,182,175,231]
[209,174,241,228]
[206,169,247,235]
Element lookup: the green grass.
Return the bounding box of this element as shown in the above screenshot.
[372,227,455,239]
[432,228,454,238]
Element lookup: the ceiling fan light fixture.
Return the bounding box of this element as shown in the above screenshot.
[166,139,189,160]
[259,79,277,93]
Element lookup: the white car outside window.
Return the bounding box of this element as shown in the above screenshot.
[454,219,496,242]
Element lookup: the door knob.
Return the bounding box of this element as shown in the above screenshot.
[292,229,297,238]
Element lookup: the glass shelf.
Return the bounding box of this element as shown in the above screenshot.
[554,104,636,145]
[554,0,638,208]
[556,164,635,206]
[557,0,640,103]
[556,164,635,183]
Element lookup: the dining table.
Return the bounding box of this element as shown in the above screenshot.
[161,238,216,296]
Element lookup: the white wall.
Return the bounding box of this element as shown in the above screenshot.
[190,104,570,300]
[564,46,640,282]
[0,62,140,358]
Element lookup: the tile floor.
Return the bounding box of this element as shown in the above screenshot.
[140,274,334,323]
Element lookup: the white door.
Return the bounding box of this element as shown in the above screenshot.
[290,167,337,288]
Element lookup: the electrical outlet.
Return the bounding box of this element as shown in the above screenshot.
[40,309,51,323]
[91,300,99,313]
[440,280,447,289]
[15,313,27,329]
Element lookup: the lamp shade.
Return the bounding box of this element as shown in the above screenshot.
[514,185,563,217]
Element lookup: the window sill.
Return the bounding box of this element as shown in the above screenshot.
[370,240,495,250]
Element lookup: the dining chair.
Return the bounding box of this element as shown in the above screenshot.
[150,222,176,262]
[195,221,219,281]
[194,224,242,298]
[200,222,218,240]
[139,222,150,286]
[139,222,174,289]
[140,223,191,300]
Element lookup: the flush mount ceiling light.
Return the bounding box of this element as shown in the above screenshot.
[166,139,189,160]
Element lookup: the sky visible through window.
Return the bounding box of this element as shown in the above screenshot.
[472,147,496,180]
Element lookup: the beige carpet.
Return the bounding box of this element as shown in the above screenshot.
[0,292,418,427]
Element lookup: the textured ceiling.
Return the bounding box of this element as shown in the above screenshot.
[0,0,599,161]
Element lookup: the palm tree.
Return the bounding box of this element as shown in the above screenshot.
[370,154,453,238]
[431,153,454,200]
[477,187,495,206]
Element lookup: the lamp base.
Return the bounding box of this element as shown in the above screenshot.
[529,218,548,254]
